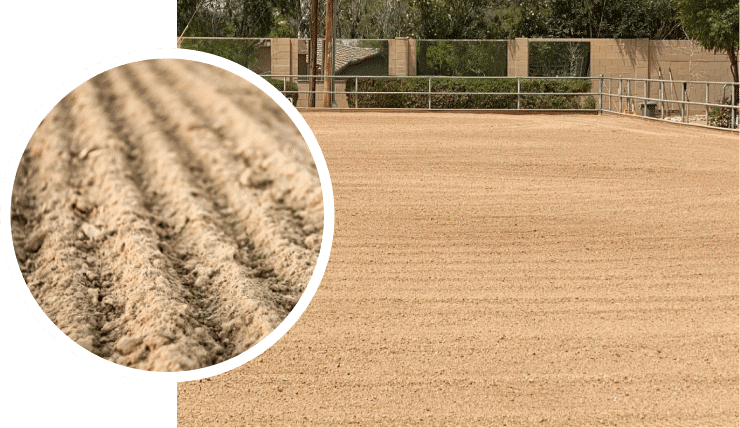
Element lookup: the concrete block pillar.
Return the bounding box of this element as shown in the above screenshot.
[508,38,529,77]
[290,38,299,78]
[388,37,417,76]
[407,38,417,76]
[271,38,292,78]
[389,37,409,76]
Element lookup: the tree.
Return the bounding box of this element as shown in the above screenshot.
[674,0,739,84]
[514,0,683,39]
[177,0,294,38]
[412,0,491,39]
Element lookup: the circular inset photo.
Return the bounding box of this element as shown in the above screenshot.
[10,57,330,373]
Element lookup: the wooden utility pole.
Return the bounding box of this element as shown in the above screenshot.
[308,0,319,107]
[322,0,334,107]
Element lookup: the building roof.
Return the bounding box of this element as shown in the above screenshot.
[314,41,383,74]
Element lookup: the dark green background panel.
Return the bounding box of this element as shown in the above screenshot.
[0,0,177,427]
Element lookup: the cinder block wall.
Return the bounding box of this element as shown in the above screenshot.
[265,37,735,112]
[590,39,650,79]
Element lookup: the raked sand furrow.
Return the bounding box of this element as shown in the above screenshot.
[96,66,289,357]
[178,112,737,426]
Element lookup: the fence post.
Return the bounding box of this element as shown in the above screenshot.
[599,75,603,113]
[732,84,736,129]
[627,79,631,112]
[643,79,647,116]
[428,77,431,110]
[355,76,358,109]
[705,83,709,126]
[660,81,665,119]
[283,76,286,92]
[618,78,622,113]
[517,77,521,110]
[682,82,687,123]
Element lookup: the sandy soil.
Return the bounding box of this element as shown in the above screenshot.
[11,59,323,372]
[177,112,738,426]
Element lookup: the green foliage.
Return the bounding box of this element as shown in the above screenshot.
[177,0,284,38]
[268,11,296,38]
[418,41,508,76]
[706,96,737,128]
[179,0,688,45]
[412,0,493,39]
[675,0,739,51]
[515,0,683,39]
[265,78,299,105]
[584,97,597,110]
[345,77,592,109]
[180,39,268,73]
[708,105,733,128]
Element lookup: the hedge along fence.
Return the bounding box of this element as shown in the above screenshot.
[180,38,271,74]
[345,77,595,109]
[265,78,299,106]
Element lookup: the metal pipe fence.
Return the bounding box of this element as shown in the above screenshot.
[263,74,739,130]
[600,76,738,130]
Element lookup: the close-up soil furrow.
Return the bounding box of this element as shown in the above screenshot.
[94,66,290,353]
[12,96,102,354]
[11,59,323,371]
[147,60,322,235]
[121,60,319,292]
[61,77,224,371]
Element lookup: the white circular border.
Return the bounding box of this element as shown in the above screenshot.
[0,48,334,383]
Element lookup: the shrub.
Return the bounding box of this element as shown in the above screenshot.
[345,77,591,109]
[708,97,735,128]
[265,78,299,106]
[180,39,267,73]
[583,96,597,110]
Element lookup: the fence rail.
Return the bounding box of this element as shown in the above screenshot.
[263,74,739,130]
[600,77,739,130]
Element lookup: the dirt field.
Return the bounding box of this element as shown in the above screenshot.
[176,111,738,426]
[11,59,323,371]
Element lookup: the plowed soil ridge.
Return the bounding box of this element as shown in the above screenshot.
[11,60,322,371]
[135,60,321,290]
[12,96,101,354]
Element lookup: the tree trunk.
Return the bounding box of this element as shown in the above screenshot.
[322,0,334,107]
[308,0,319,107]
[727,46,739,105]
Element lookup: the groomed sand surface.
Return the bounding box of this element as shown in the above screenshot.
[11,59,323,372]
[178,112,738,426]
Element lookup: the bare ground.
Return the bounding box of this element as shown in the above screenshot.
[11,59,323,372]
[177,112,738,426]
